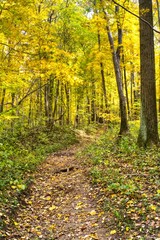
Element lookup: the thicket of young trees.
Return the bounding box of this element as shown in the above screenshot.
[0,0,160,146]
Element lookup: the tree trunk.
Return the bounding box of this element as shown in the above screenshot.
[65,83,70,125]
[130,62,134,115]
[44,84,49,125]
[103,9,128,135]
[91,79,96,122]
[156,0,160,114]
[122,55,130,117]
[97,32,108,112]
[0,88,6,113]
[53,80,60,122]
[137,0,159,146]
[94,0,108,113]
[28,95,32,127]
[115,5,129,130]
[44,76,54,127]
[48,76,54,126]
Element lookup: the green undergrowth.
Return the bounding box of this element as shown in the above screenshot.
[0,125,78,230]
[82,123,160,239]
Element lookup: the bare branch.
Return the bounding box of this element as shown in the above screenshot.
[0,83,47,115]
[17,83,47,106]
[0,42,38,56]
[112,0,160,34]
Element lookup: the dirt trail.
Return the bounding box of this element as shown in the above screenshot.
[5,136,108,240]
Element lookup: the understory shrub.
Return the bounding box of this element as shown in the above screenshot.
[81,124,160,238]
[0,125,78,209]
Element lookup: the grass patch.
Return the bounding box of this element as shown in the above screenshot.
[82,124,160,239]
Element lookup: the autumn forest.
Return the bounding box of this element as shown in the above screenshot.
[0,0,160,239]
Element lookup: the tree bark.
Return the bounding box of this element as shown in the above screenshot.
[0,88,6,113]
[65,83,70,125]
[137,0,159,146]
[53,80,60,122]
[116,5,130,119]
[93,0,108,114]
[102,7,128,135]
[97,31,108,112]
[156,0,160,114]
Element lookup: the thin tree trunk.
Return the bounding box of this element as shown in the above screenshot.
[130,62,135,118]
[0,88,6,113]
[91,80,96,122]
[87,94,90,125]
[93,0,108,113]
[115,5,129,128]
[44,84,49,125]
[103,8,128,135]
[122,55,130,117]
[48,76,54,126]
[65,83,70,125]
[53,80,60,122]
[75,104,79,127]
[39,78,43,119]
[59,83,64,125]
[11,93,15,131]
[28,96,32,127]
[97,32,108,112]
[108,28,128,134]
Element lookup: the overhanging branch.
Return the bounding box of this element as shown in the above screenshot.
[112,0,160,34]
[0,83,47,115]
[0,42,39,56]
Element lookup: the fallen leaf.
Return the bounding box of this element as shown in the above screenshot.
[49,224,56,230]
[45,196,51,201]
[110,230,116,235]
[126,226,130,231]
[90,233,98,239]
[89,210,97,216]
[49,205,57,211]
[75,201,84,209]
[149,205,157,211]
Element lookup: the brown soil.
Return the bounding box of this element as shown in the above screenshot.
[4,138,108,239]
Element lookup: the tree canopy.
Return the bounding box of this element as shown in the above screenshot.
[0,0,160,140]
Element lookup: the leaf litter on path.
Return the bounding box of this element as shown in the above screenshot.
[2,142,108,240]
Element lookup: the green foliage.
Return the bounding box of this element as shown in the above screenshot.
[0,125,78,210]
[82,123,100,135]
[82,124,160,238]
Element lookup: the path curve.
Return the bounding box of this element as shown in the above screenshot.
[5,139,108,240]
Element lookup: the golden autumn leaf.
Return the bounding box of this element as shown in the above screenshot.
[89,210,97,216]
[49,205,57,211]
[149,205,157,211]
[45,196,51,201]
[110,230,116,235]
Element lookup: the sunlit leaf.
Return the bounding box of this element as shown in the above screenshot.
[89,210,97,216]
[49,205,57,211]
[110,230,116,235]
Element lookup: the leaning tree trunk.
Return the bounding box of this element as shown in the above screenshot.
[116,5,130,119]
[137,0,159,147]
[103,8,128,135]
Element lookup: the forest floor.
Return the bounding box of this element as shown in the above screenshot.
[2,132,109,240]
[1,129,160,240]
